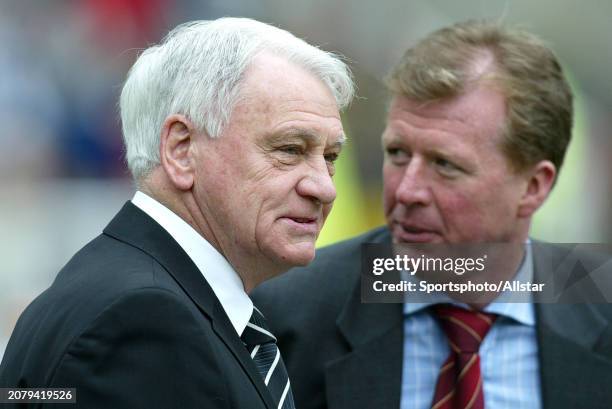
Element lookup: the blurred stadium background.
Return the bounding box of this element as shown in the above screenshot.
[1,0,611,358]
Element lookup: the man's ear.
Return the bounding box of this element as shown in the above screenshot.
[517,160,557,218]
[159,114,197,191]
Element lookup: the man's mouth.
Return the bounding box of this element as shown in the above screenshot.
[289,217,317,223]
[394,223,441,243]
[281,216,319,234]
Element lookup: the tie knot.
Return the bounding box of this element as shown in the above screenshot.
[433,304,497,353]
[241,307,277,347]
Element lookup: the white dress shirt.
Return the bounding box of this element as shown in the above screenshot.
[131,191,253,336]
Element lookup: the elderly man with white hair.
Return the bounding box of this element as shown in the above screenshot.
[0,18,354,409]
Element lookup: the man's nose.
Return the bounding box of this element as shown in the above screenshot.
[394,158,433,207]
[296,158,337,205]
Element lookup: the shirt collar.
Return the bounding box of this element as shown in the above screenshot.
[403,242,535,326]
[132,191,253,335]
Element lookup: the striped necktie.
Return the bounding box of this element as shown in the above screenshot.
[430,304,497,409]
[241,306,295,409]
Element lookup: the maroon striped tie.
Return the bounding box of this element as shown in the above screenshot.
[430,305,497,409]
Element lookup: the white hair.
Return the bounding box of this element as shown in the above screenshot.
[119,17,355,181]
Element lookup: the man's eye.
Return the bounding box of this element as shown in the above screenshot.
[324,152,339,163]
[385,147,409,164]
[279,145,303,155]
[434,157,460,173]
[386,147,406,157]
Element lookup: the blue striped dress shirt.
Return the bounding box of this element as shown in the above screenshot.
[400,245,542,409]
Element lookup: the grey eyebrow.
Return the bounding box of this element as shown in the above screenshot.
[278,127,347,148]
[335,134,347,148]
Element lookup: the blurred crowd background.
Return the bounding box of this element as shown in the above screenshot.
[1,0,611,358]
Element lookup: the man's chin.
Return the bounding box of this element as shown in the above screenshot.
[277,242,316,268]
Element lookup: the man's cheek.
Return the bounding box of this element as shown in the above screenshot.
[382,176,401,214]
[440,193,482,232]
[321,204,333,220]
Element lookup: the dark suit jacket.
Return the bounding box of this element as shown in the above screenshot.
[252,227,612,409]
[0,202,276,409]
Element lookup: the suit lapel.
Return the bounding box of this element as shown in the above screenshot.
[210,302,277,409]
[325,231,404,409]
[536,303,612,409]
[534,244,612,409]
[104,202,275,409]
